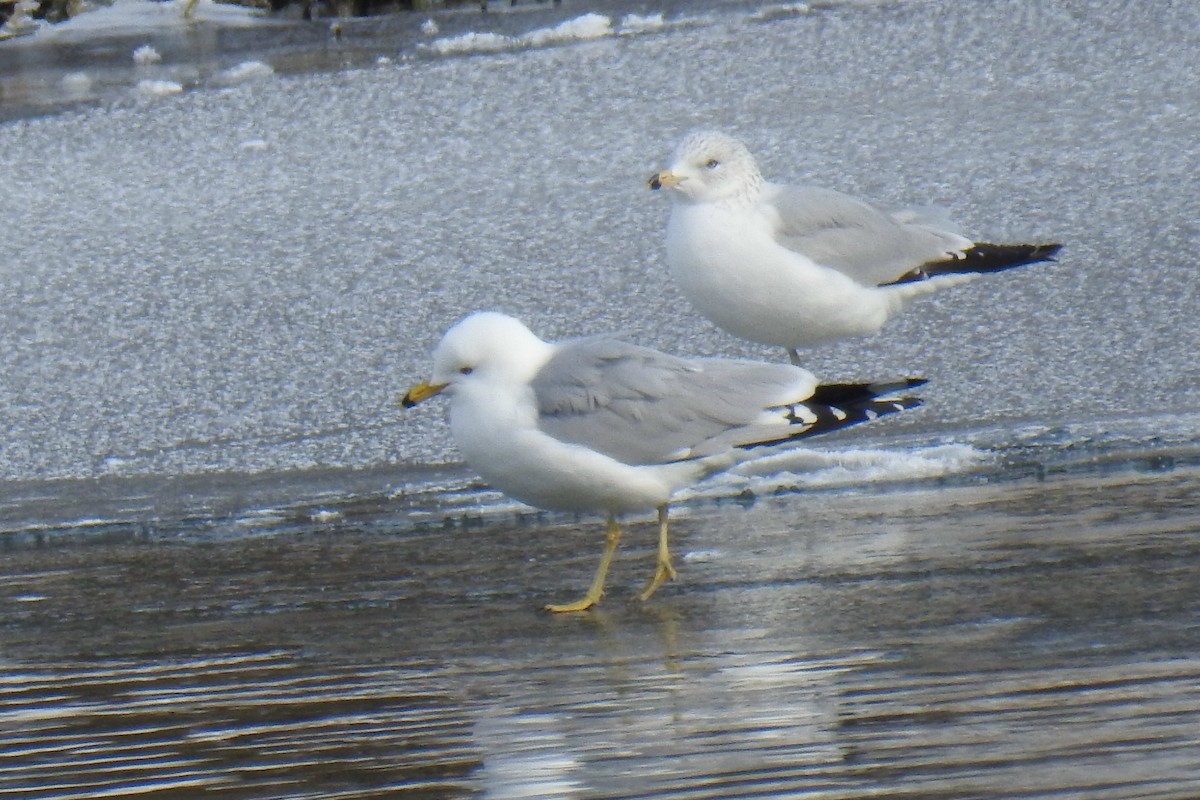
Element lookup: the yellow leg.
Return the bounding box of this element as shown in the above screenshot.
[638,505,677,602]
[545,515,622,613]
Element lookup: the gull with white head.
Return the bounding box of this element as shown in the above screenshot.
[402,311,924,612]
[648,131,1062,364]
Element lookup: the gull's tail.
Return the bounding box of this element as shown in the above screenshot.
[881,242,1062,287]
[737,378,926,452]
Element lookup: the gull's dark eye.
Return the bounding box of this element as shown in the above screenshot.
[459,366,474,375]
[705,159,720,169]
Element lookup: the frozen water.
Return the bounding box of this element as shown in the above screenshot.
[1,0,1199,518]
[132,44,162,65]
[216,59,274,84]
[135,77,183,95]
[421,11,613,54]
[618,13,665,34]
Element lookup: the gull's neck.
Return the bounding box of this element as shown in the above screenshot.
[714,170,766,211]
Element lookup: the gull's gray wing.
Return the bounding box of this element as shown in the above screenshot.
[766,183,973,286]
[531,337,815,466]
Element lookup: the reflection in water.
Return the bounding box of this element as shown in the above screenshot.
[7,646,1200,799]
[472,710,584,799]
[2,469,1200,799]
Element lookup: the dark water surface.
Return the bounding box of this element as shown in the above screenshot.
[5,465,1200,798]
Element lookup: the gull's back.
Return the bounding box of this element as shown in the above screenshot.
[531,337,817,467]
[767,183,974,286]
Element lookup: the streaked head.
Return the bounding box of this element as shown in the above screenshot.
[401,311,554,408]
[647,130,764,204]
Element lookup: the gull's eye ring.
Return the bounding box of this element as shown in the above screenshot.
[705,159,720,169]
[459,366,474,375]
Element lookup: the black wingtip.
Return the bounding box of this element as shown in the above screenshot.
[806,377,927,408]
[882,242,1063,286]
[738,378,926,452]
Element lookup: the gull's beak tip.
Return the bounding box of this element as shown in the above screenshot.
[400,380,446,409]
[647,170,681,191]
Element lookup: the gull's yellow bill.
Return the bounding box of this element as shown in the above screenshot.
[400,380,447,409]
[646,169,682,191]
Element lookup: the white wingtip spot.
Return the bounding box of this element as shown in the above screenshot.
[791,405,819,425]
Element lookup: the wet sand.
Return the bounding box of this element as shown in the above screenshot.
[4,465,1200,798]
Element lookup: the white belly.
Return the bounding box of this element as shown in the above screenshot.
[451,401,691,515]
[666,205,895,348]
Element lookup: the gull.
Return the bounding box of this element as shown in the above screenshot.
[648,130,1062,365]
[401,311,924,612]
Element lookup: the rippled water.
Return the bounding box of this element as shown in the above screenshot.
[5,466,1200,798]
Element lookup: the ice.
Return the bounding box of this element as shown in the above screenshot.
[217,60,274,85]
[750,3,815,21]
[135,78,183,96]
[60,71,93,96]
[425,30,511,55]
[521,12,611,47]
[1,0,1198,500]
[132,44,162,65]
[424,12,612,56]
[684,443,989,502]
[618,13,665,34]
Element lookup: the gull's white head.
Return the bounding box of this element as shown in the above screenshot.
[648,130,764,204]
[402,311,554,407]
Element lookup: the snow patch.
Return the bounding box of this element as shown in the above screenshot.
[423,13,613,56]
[136,79,183,97]
[217,60,274,85]
[427,31,511,56]
[682,443,987,503]
[618,13,665,34]
[133,44,162,65]
[60,71,94,96]
[522,12,612,47]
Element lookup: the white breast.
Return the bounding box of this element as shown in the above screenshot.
[449,383,692,515]
[665,203,896,348]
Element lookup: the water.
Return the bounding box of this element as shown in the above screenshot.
[6,468,1200,798]
[2,0,1200,797]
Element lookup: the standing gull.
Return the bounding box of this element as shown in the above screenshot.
[402,311,924,612]
[648,131,1062,365]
